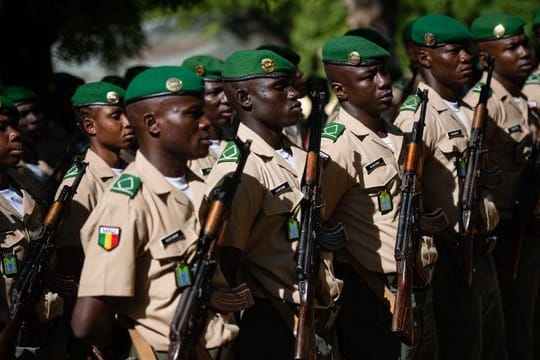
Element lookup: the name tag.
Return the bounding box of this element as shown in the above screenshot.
[507,125,522,134]
[271,182,291,196]
[365,158,385,174]
[447,129,463,139]
[160,229,185,248]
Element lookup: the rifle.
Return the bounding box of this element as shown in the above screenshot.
[458,55,500,286]
[294,90,346,360]
[391,89,429,345]
[168,137,253,360]
[0,159,87,359]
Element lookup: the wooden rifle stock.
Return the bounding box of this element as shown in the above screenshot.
[0,159,87,360]
[294,90,326,360]
[168,137,251,360]
[392,89,428,345]
[458,55,495,286]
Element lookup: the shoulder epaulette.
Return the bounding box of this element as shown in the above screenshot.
[110,173,141,198]
[63,163,78,179]
[217,141,240,164]
[321,123,346,142]
[471,81,485,93]
[399,94,421,112]
[525,72,540,85]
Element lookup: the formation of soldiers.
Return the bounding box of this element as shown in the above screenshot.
[0,9,539,360]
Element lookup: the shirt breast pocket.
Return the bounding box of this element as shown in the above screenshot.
[148,229,196,263]
[438,137,468,159]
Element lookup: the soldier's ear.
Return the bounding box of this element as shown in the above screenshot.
[82,116,96,136]
[477,52,489,70]
[143,112,159,137]
[237,88,252,109]
[330,81,347,101]
[416,48,431,68]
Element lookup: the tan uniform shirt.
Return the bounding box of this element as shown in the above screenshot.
[464,76,533,219]
[522,65,540,107]
[321,107,404,274]
[78,151,236,351]
[55,149,120,250]
[396,82,499,233]
[0,186,43,322]
[205,123,342,306]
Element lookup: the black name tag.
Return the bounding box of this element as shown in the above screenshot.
[160,229,185,248]
[365,158,385,174]
[271,182,290,196]
[447,129,463,139]
[507,124,522,134]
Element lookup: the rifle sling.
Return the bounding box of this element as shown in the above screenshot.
[338,250,396,314]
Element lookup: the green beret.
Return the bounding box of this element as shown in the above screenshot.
[182,55,224,81]
[125,66,204,105]
[0,95,20,120]
[344,28,391,50]
[256,44,301,66]
[532,9,540,27]
[222,49,296,81]
[402,19,417,44]
[71,81,125,107]
[411,14,471,47]
[322,35,390,66]
[470,13,525,41]
[1,86,39,105]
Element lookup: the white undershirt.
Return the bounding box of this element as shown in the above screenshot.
[111,168,123,176]
[276,148,295,169]
[0,186,23,216]
[443,100,469,127]
[165,175,193,202]
[25,163,47,182]
[209,140,222,157]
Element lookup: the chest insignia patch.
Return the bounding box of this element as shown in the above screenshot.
[217,141,240,163]
[507,124,523,134]
[399,94,421,112]
[321,123,346,142]
[98,226,121,251]
[63,164,79,179]
[160,229,185,248]
[525,73,540,85]
[111,173,141,198]
[271,182,291,196]
[365,157,385,174]
[447,129,463,139]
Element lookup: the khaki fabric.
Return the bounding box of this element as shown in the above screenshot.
[55,149,120,250]
[205,123,342,307]
[397,82,499,233]
[78,151,237,351]
[187,141,222,179]
[321,107,405,274]
[464,76,532,219]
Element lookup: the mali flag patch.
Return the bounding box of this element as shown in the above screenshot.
[98,226,121,251]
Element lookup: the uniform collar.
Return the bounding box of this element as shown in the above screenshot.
[487,75,528,115]
[85,149,118,181]
[236,123,303,178]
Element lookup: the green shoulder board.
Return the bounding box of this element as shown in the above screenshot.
[471,81,484,93]
[217,141,240,163]
[321,123,346,142]
[63,164,78,179]
[399,94,421,112]
[111,173,141,198]
[525,73,540,85]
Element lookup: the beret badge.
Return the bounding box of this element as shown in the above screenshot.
[166,78,183,93]
[493,24,506,39]
[424,33,436,47]
[348,51,361,65]
[195,64,205,76]
[261,58,275,74]
[106,91,120,104]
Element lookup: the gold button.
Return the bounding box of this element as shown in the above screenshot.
[261,58,275,73]
[166,78,183,93]
[106,91,120,104]
[493,24,506,39]
[348,51,361,65]
[195,64,205,76]
[424,33,436,47]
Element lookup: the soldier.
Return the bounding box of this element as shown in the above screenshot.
[205,49,342,359]
[182,55,234,178]
[0,95,64,358]
[71,66,237,359]
[464,13,537,360]
[396,14,505,360]
[320,35,438,359]
[523,10,540,107]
